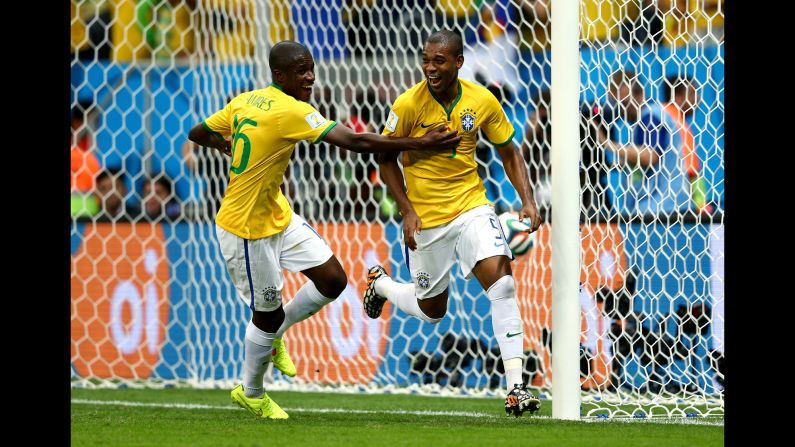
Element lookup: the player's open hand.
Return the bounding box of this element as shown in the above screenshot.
[518,200,541,234]
[402,209,422,251]
[419,126,461,151]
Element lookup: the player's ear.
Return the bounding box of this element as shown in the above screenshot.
[456,54,464,70]
[272,69,284,84]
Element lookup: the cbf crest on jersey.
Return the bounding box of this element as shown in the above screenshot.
[416,272,430,289]
[460,108,476,132]
[260,286,280,304]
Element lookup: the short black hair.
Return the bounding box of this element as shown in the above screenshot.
[71,100,92,122]
[147,175,173,195]
[609,69,644,96]
[96,168,122,185]
[426,30,463,57]
[663,74,694,102]
[71,107,84,122]
[269,41,311,76]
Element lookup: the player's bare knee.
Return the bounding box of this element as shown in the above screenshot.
[317,272,347,299]
[251,307,285,333]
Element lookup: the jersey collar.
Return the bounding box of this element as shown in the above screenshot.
[427,80,463,120]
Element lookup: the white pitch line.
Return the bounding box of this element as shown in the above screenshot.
[70,399,497,418]
[71,399,723,426]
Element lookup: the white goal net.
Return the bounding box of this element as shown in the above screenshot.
[71,0,724,419]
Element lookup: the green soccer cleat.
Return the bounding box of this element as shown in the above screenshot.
[231,384,289,419]
[504,383,541,417]
[363,265,388,319]
[271,337,297,377]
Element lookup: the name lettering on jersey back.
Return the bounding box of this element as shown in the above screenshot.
[246,94,275,111]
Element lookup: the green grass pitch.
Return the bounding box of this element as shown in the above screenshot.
[71,388,723,447]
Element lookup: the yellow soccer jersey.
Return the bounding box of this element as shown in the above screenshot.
[382,78,515,228]
[203,84,337,239]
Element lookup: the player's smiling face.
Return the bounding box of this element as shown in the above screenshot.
[278,52,316,102]
[422,42,463,97]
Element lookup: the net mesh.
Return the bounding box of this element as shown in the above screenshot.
[71,0,724,419]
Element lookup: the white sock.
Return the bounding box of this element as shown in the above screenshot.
[275,281,334,338]
[376,276,440,323]
[504,358,524,392]
[487,275,525,392]
[243,322,276,398]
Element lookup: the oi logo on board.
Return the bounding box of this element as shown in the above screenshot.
[71,224,170,379]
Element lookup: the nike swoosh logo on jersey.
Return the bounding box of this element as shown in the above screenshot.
[506,332,522,338]
[420,123,434,128]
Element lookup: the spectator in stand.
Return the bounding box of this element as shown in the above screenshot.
[660,74,712,214]
[659,0,723,47]
[434,0,479,32]
[195,0,256,62]
[95,169,140,221]
[458,0,520,94]
[520,86,612,217]
[518,0,550,54]
[519,0,626,50]
[71,0,113,60]
[580,0,625,44]
[136,0,196,60]
[599,69,692,215]
[619,0,665,47]
[71,105,101,217]
[143,175,181,221]
[111,0,195,62]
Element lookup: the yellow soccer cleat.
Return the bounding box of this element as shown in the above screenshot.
[271,337,297,377]
[231,384,289,419]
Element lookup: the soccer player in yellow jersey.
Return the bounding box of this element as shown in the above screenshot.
[363,30,542,417]
[188,41,461,420]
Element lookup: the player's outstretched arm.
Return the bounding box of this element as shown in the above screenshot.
[601,141,659,168]
[497,142,541,233]
[322,124,461,154]
[595,121,660,168]
[377,152,422,251]
[188,123,232,157]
